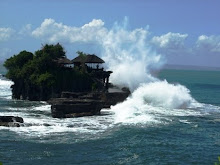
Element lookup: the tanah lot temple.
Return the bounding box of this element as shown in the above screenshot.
[0,52,130,127]
[54,54,112,91]
[50,53,130,118]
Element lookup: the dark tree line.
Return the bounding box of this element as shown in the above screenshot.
[4,44,94,101]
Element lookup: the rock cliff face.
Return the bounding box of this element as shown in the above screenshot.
[50,98,104,118]
[0,116,24,127]
[101,92,130,108]
[49,89,130,118]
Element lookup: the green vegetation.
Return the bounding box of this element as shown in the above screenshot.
[215,156,220,165]
[76,51,87,58]
[4,44,94,101]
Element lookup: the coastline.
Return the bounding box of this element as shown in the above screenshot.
[164,64,220,71]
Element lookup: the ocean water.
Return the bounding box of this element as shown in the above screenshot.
[0,69,220,165]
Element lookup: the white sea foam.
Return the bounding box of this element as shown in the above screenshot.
[0,104,115,137]
[110,80,206,124]
[0,76,13,99]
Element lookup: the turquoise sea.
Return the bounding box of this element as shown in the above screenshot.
[0,68,220,165]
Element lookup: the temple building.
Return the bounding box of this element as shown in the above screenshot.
[53,57,73,68]
[72,54,112,91]
[54,54,112,91]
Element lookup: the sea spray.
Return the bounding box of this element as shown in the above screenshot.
[111,81,198,124]
[133,81,194,109]
[98,19,198,124]
[0,74,13,99]
[100,19,164,91]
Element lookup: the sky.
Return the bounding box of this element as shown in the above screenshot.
[0,0,220,67]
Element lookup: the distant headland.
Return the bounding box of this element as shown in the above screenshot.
[164,64,220,71]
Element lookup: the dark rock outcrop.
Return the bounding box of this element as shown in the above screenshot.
[0,116,24,127]
[101,91,130,108]
[49,89,130,118]
[60,92,88,99]
[50,98,104,118]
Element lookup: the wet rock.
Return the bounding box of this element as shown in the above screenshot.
[49,89,130,118]
[101,89,130,108]
[50,98,103,118]
[0,116,24,127]
[61,92,87,99]
[43,123,51,126]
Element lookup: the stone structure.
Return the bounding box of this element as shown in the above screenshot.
[72,54,112,91]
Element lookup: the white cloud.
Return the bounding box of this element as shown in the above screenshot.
[150,32,189,56]
[152,32,188,49]
[82,19,104,28]
[151,32,220,57]
[31,18,107,43]
[196,35,220,53]
[0,28,15,41]
[19,24,32,35]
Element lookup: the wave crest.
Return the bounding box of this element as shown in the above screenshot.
[111,81,197,124]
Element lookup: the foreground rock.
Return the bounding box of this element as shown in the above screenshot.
[49,89,130,118]
[0,116,24,127]
[50,98,104,118]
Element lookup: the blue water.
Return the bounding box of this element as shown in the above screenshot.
[0,69,220,165]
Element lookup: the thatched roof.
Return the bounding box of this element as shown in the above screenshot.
[54,57,72,64]
[72,54,105,64]
[84,55,105,63]
[71,55,85,63]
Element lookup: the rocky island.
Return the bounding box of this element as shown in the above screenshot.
[3,44,130,120]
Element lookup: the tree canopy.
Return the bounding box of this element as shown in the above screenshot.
[4,44,94,101]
